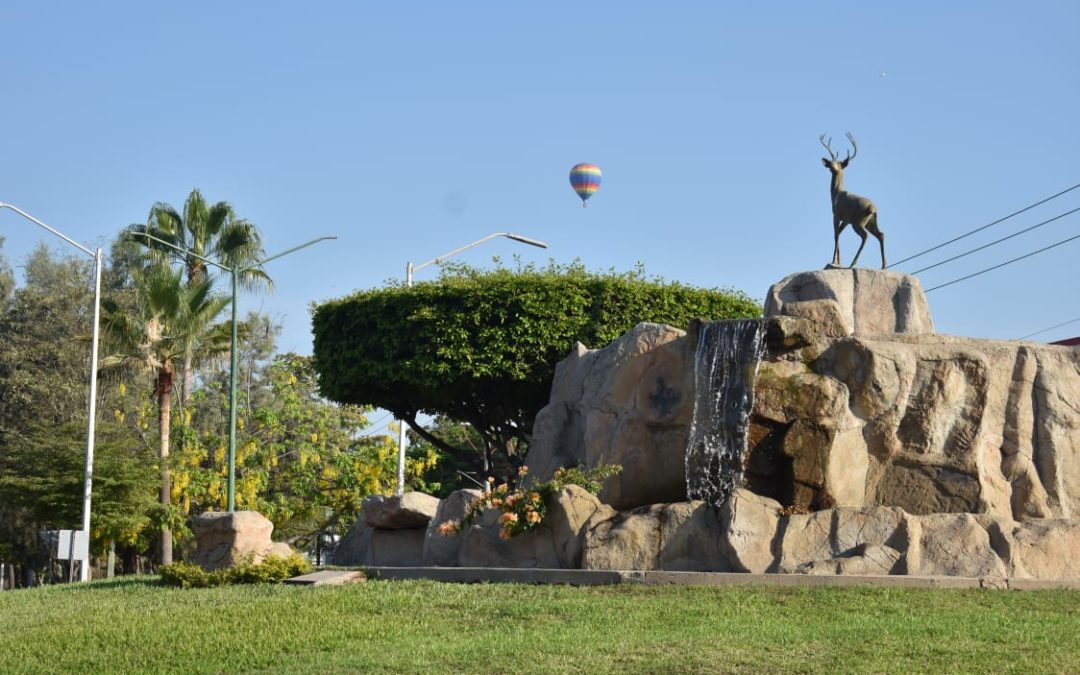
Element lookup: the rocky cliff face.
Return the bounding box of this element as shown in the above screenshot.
[496,268,1080,578]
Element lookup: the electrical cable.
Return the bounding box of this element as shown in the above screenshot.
[889,181,1080,268]
[911,206,1080,275]
[1019,315,1080,340]
[925,230,1080,292]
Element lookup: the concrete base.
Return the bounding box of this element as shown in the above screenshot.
[284,570,366,586]
[363,567,1080,591]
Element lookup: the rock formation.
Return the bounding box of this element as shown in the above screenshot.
[191,511,294,571]
[427,268,1080,579]
[335,491,440,566]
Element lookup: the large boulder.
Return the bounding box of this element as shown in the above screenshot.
[525,323,694,510]
[423,489,483,566]
[581,500,730,572]
[764,268,934,338]
[908,514,1008,577]
[334,521,426,567]
[335,491,441,566]
[447,483,613,570]
[191,511,294,571]
[1000,518,1080,579]
[363,492,440,529]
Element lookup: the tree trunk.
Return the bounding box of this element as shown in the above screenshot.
[157,365,174,565]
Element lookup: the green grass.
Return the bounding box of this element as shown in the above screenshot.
[0,577,1077,674]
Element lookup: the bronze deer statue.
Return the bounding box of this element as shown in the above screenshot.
[820,132,886,269]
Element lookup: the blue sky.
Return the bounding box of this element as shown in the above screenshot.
[2,1,1078,354]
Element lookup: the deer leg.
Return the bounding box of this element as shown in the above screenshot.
[832,217,845,266]
[848,216,871,268]
[867,213,886,269]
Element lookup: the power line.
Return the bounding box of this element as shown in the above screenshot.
[925,230,1080,292]
[889,181,1080,268]
[1019,315,1080,340]
[911,206,1080,275]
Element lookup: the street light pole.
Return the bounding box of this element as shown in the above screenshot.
[396,231,548,496]
[130,232,336,511]
[0,203,102,582]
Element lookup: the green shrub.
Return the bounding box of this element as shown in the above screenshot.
[159,553,312,588]
[312,261,760,479]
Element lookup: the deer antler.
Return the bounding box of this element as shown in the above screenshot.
[819,134,838,161]
[844,132,858,163]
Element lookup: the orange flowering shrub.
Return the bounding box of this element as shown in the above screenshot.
[438,464,621,540]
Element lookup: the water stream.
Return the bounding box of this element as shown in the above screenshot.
[685,319,767,509]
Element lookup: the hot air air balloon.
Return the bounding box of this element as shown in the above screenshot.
[569,163,602,207]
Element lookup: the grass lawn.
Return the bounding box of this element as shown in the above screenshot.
[0,577,1077,674]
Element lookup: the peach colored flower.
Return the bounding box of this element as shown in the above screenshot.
[518,466,529,476]
[499,512,519,525]
[525,511,542,525]
[528,492,541,504]
[490,498,503,507]
[436,520,461,536]
[499,528,513,540]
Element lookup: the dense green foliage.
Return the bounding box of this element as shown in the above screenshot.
[313,261,760,478]
[0,236,13,310]
[0,247,155,575]
[0,193,410,583]
[158,553,311,588]
[1,578,1077,673]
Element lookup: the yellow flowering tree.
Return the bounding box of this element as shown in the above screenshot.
[175,353,417,547]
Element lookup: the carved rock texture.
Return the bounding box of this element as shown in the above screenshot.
[525,323,694,510]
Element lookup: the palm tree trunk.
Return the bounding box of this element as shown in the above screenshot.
[157,365,174,565]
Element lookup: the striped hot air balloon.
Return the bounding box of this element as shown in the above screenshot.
[569,163,602,207]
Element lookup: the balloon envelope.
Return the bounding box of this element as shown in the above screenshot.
[569,163,602,204]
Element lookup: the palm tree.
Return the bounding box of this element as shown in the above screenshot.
[100,263,232,565]
[126,188,271,404]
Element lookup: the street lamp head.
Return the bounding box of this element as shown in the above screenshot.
[504,233,548,249]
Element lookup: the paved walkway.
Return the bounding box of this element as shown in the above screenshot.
[362,566,1080,591]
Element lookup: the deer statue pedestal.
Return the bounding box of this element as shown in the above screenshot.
[764,268,933,338]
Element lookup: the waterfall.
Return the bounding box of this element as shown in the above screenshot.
[686,319,767,509]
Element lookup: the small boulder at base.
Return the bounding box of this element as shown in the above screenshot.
[363,492,440,529]
[191,510,294,571]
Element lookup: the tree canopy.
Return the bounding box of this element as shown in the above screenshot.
[312,261,761,477]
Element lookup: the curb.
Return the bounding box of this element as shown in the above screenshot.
[361,567,1080,590]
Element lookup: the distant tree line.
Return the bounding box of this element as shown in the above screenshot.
[0,190,404,588]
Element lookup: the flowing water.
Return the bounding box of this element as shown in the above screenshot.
[686,319,767,509]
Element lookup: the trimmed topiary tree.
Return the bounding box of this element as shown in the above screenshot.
[312,261,760,479]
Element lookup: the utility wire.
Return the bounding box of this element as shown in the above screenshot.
[925,230,1080,292]
[912,206,1080,275]
[890,181,1080,268]
[1019,315,1080,340]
